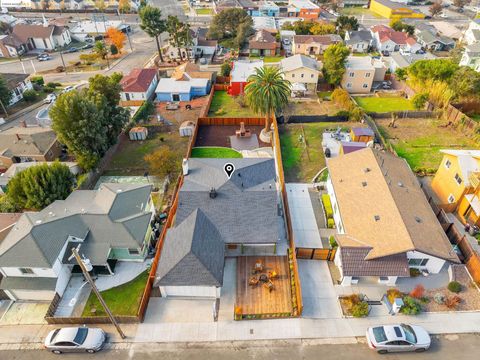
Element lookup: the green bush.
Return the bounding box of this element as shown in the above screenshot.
[22,89,38,102]
[327,218,335,229]
[220,62,231,77]
[30,76,44,86]
[110,44,118,55]
[351,302,369,318]
[400,296,422,315]
[321,193,334,219]
[412,93,429,110]
[132,100,154,123]
[448,281,462,293]
[329,235,337,248]
[45,82,57,89]
[334,110,351,119]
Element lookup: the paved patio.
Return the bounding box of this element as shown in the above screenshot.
[322,131,349,158]
[286,183,323,249]
[0,302,49,325]
[96,260,152,291]
[218,258,236,322]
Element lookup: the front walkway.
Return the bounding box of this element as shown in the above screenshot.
[96,260,152,291]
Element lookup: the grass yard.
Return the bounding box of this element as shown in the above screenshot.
[249,55,284,63]
[104,125,189,176]
[208,91,255,117]
[286,98,346,116]
[470,114,480,122]
[81,271,148,317]
[340,7,383,18]
[280,122,356,182]
[195,8,213,15]
[354,96,415,113]
[191,147,242,158]
[376,117,479,172]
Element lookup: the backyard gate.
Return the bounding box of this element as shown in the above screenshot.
[296,248,336,261]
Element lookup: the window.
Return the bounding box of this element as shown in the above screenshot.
[408,258,429,266]
[128,248,140,255]
[291,73,295,78]
[73,328,88,345]
[365,73,371,78]
[301,73,304,78]
[445,159,451,169]
[448,194,455,203]
[19,268,34,274]
[349,72,355,77]
[362,83,369,88]
[311,74,314,78]
[346,83,352,88]
[454,173,462,185]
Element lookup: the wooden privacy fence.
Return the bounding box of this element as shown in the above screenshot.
[214,84,229,91]
[296,248,336,261]
[199,87,215,118]
[198,117,264,126]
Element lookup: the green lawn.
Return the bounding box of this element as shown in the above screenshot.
[470,114,480,122]
[208,91,255,117]
[195,8,213,15]
[354,96,415,113]
[376,118,479,173]
[104,125,189,176]
[249,55,284,63]
[280,122,356,182]
[317,91,332,100]
[191,147,243,158]
[340,7,382,18]
[81,271,148,317]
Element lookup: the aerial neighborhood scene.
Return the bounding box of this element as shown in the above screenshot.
[0,0,480,358]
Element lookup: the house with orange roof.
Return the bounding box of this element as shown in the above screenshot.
[120,68,159,106]
[370,25,421,53]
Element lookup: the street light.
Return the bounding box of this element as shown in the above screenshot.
[69,245,126,339]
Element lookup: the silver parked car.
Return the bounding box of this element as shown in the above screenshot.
[366,324,431,354]
[44,327,106,354]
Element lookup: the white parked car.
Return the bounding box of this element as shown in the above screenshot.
[44,327,106,354]
[44,93,57,104]
[366,324,431,354]
[62,86,74,94]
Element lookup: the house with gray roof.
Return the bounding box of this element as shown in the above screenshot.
[0,183,155,302]
[416,30,455,52]
[280,54,322,93]
[155,158,283,298]
[345,30,373,53]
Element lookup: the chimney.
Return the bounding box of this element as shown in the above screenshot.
[209,188,217,199]
[182,158,189,176]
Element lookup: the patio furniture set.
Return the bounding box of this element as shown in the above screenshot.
[248,259,279,292]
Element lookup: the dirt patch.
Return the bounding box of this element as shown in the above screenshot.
[155,96,208,125]
[285,99,340,116]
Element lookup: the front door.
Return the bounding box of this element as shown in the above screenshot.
[172,94,180,102]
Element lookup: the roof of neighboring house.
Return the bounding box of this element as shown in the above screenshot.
[344,56,375,71]
[155,77,210,94]
[338,246,409,277]
[0,276,57,291]
[253,16,278,32]
[345,30,373,44]
[379,30,414,45]
[327,148,459,263]
[156,209,225,286]
[289,0,319,9]
[120,68,157,93]
[249,29,277,50]
[293,34,342,45]
[431,21,462,39]
[0,126,58,159]
[351,127,374,137]
[417,30,454,46]
[440,150,480,187]
[390,51,437,68]
[465,42,480,54]
[372,0,409,9]
[12,23,65,42]
[0,213,22,244]
[0,33,24,48]
[0,162,79,187]
[0,183,153,268]
[280,54,321,72]
[1,73,29,91]
[197,38,218,47]
[341,141,366,155]
[171,62,214,81]
[230,60,264,82]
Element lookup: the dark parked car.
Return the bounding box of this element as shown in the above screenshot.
[64,47,78,53]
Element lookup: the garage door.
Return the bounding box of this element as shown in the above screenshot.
[161,286,217,298]
[10,290,55,301]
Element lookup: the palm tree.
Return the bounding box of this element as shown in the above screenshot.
[139,6,167,63]
[245,66,291,140]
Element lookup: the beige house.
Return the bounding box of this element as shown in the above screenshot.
[292,34,342,56]
[341,56,386,94]
[280,54,322,93]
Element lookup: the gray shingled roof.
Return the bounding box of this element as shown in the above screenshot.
[339,247,409,277]
[345,30,372,44]
[156,209,225,286]
[0,184,153,268]
[0,276,57,291]
[280,54,321,73]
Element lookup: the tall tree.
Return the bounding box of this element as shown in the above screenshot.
[323,43,350,86]
[139,5,167,63]
[95,0,106,12]
[245,67,291,137]
[448,67,480,99]
[335,15,359,36]
[93,40,107,59]
[429,1,443,17]
[6,162,75,210]
[106,27,126,52]
[310,23,336,35]
[208,8,253,48]
[390,19,415,36]
[167,15,188,61]
[0,75,12,112]
[118,0,131,13]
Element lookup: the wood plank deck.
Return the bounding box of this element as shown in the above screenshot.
[236,256,293,315]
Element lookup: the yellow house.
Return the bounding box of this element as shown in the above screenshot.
[431,150,480,225]
[370,0,425,19]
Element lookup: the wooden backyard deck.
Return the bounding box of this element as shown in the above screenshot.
[236,256,293,316]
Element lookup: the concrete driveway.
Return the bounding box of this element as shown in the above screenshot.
[298,260,342,319]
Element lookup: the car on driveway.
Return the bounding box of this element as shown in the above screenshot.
[44,93,57,104]
[366,324,431,354]
[44,327,106,354]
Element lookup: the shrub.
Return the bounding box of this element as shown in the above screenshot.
[327,218,335,229]
[220,62,232,77]
[400,296,422,315]
[46,82,57,89]
[334,110,351,119]
[387,288,402,305]
[412,93,429,110]
[410,268,421,277]
[445,295,461,309]
[448,281,462,293]
[433,292,445,305]
[331,88,354,111]
[321,193,334,219]
[351,302,369,318]
[43,86,55,93]
[409,284,425,299]
[132,100,154,123]
[22,89,37,102]
[110,44,118,55]
[30,76,44,86]
[350,106,365,122]
[235,94,247,108]
[343,294,361,308]
[329,235,337,248]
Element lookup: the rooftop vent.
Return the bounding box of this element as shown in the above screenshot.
[374,215,380,221]
[398,182,404,187]
[415,216,422,223]
[363,167,371,173]
[362,181,367,187]
[209,187,217,199]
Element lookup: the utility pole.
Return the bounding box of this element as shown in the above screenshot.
[70,247,126,339]
[0,99,8,117]
[59,51,68,75]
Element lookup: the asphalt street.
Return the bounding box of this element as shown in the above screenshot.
[1,334,480,360]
